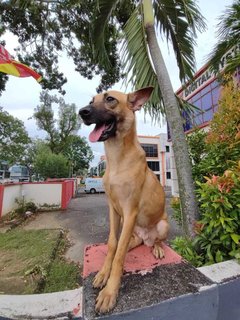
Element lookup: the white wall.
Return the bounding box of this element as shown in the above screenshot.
[1,183,62,216]
[2,184,22,215]
[23,183,62,207]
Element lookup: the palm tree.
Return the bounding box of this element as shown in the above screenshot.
[90,0,206,237]
[208,0,240,74]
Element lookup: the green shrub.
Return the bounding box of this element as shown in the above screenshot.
[170,236,203,267]
[15,199,38,216]
[172,162,240,266]
[194,162,240,265]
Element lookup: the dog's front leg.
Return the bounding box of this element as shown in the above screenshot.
[93,203,121,289]
[95,210,137,313]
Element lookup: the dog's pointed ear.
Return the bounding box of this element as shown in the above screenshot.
[128,86,154,111]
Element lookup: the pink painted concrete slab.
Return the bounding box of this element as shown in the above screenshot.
[83,243,182,278]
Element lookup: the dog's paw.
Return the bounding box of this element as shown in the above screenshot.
[152,244,165,259]
[95,286,118,314]
[93,270,110,289]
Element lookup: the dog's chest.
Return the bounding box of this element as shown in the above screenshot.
[104,174,137,207]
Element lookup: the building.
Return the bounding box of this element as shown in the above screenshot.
[94,134,172,188]
[138,134,171,187]
[168,58,240,195]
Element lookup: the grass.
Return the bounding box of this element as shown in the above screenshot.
[0,229,80,294]
[43,259,80,293]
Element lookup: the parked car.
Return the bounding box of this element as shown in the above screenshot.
[9,165,29,182]
[85,178,105,194]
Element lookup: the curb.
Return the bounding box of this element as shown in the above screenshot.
[0,288,82,320]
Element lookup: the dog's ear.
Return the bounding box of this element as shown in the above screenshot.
[128,86,154,111]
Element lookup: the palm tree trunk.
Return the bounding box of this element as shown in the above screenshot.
[143,0,198,237]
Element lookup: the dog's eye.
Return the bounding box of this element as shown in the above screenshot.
[89,100,93,105]
[106,96,115,102]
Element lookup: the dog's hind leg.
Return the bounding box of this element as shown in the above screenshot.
[152,219,169,259]
[128,232,143,251]
[153,239,165,259]
[93,203,121,289]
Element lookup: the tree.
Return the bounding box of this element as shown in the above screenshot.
[90,0,206,237]
[63,135,94,176]
[33,91,80,153]
[0,107,31,164]
[33,143,69,179]
[208,0,240,75]
[33,93,93,175]
[0,0,133,94]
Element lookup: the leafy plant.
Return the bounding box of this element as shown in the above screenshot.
[15,198,38,216]
[172,162,240,266]
[170,236,203,267]
[194,162,240,265]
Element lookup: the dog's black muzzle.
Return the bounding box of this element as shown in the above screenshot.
[79,104,117,142]
[79,105,96,125]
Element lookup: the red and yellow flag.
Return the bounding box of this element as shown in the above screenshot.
[0,45,42,82]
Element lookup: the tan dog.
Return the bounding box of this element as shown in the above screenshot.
[79,87,169,313]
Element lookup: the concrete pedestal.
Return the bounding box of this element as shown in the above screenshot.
[83,244,216,320]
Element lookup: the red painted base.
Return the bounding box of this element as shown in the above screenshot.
[83,243,182,278]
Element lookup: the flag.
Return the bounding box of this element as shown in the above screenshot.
[0,45,42,82]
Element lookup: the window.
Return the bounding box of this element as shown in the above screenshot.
[10,166,22,173]
[166,172,171,179]
[141,144,158,157]
[203,108,214,122]
[147,161,160,171]
[201,92,212,111]
[166,146,170,152]
[193,113,203,126]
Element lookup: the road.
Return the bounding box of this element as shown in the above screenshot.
[24,190,182,265]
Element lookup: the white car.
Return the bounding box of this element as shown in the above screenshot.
[84,178,105,194]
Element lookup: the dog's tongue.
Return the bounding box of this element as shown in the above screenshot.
[89,124,107,142]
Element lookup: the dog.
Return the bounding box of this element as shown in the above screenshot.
[79,87,169,313]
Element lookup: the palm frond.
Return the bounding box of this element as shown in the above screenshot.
[207,0,240,74]
[153,0,206,82]
[121,5,201,123]
[91,0,120,69]
[121,6,165,122]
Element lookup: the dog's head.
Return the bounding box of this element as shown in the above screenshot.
[79,87,153,142]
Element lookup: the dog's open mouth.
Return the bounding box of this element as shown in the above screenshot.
[89,120,116,142]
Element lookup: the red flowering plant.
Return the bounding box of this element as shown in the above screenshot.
[194,161,240,265]
[172,80,240,266]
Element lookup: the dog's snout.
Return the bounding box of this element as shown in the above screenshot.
[79,106,92,119]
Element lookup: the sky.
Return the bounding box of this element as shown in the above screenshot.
[0,0,233,166]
